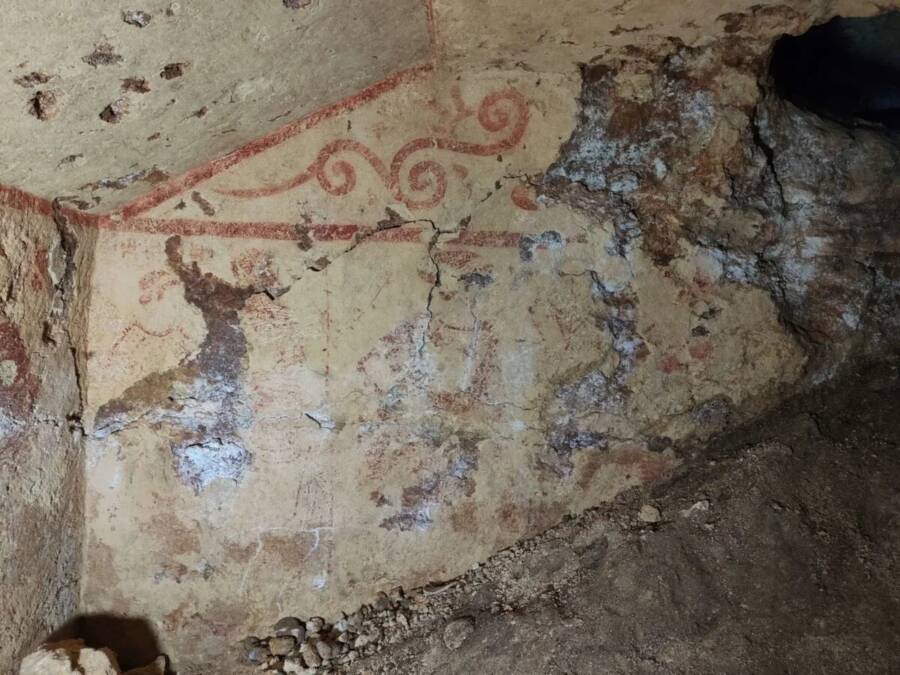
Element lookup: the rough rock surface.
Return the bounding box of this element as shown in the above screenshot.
[244,359,900,674]
[542,23,900,383]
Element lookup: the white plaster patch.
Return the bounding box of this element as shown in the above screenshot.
[414,505,435,532]
[653,157,669,178]
[0,359,18,386]
[0,408,22,441]
[841,311,861,330]
[304,409,337,431]
[85,437,118,470]
[800,236,830,258]
[108,466,123,492]
[709,248,758,284]
[172,437,250,492]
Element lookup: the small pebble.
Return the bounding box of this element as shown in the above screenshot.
[443,617,475,650]
[274,616,306,641]
[301,644,322,668]
[373,592,391,611]
[268,635,296,656]
[680,500,710,517]
[240,637,268,664]
[122,10,152,27]
[305,617,325,634]
[638,504,661,523]
[353,633,375,649]
[315,640,333,660]
[396,611,409,629]
[283,656,313,675]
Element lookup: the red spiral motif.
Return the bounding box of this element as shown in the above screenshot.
[217,88,529,210]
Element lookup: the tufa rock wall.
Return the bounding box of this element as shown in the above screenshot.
[0,199,96,668]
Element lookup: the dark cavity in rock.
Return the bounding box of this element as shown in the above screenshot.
[160,62,189,80]
[770,12,900,130]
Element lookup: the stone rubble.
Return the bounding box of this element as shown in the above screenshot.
[240,502,658,674]
[241,582,472,672]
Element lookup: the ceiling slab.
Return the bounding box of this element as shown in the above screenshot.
[0,0,432,212]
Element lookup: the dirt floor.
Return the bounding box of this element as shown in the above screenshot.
[242,358,900,675]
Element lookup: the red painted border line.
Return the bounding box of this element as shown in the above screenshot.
[98,218,347,241]
[2,183,580,250]
[99,217,584,248]
[100,218,430,243]
[119,62,434,221]
[0,184,103,228]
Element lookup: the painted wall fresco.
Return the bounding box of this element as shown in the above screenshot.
[80,15,805,670]
[0,0,894,671]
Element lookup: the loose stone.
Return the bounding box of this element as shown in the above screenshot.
[315,640,334,660]
[638,504,662,523]
[305,616,325,634]
[443,617,476,650]
[300,642,322,668]
[268,635,296,656]
[274,616,306,640]
[373,591,392,611]
[240,636,269,664]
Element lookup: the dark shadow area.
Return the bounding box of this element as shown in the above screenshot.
[45,613,171,673]
[770,12,900,130]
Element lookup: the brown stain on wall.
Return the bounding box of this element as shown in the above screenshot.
[0,322,39,421]
[380,432,483,532]
[223,540,257,565]
[94,235,263,491]
[147,514,202,557]
[257,531,320,567]
[83,541,129,614]
[96,236,254,426]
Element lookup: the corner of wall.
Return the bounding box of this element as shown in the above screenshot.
[0,196,98,669]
